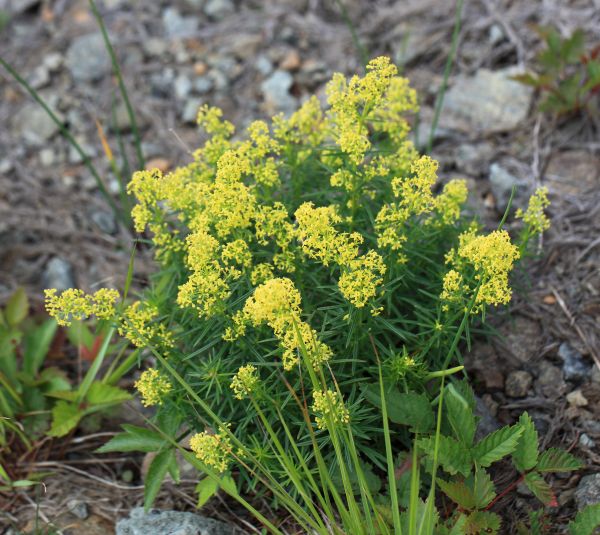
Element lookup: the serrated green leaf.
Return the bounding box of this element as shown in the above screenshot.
[196,476,220,508]
[48,400,82,437]
[437,478,475,510]
[5,287,28,327]
[96,424,167,453]
[363,385,434,432]
[473,470,496,509]
[562,29,586,64]
[445,383,476,446]
[513,412,539,472]
[85,381,131,406]
[524,472,556,506]
[144,448,173,509]
[569,503,600,535]
[473,425,523,468]
[536,448,583,472]
[419,435,471,477]
[464,510,501,535]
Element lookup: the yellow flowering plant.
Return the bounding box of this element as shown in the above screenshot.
[49,58,562,532]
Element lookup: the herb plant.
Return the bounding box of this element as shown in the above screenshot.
[42,57,588,533]
[514,26,600,116]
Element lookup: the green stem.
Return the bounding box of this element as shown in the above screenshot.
[427,0,464,153]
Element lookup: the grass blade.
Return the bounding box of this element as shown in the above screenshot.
[88,0,145,170]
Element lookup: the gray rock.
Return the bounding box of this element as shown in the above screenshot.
[5,0,39,15]
[91,210,117,235]
[209,69,229,91]
[255,55,273,76]
[39,148,56,167]
[67,499,89,520]
[174,74,193,100]
[454,142,494,176]
[580,433,596,449]
[505,370,533,398]
[13,103,61,146]
[194,76,214,94]
[116,508,234,535]
[68,137,96,164]
[489,163,525,212]
[489,24,504,45]
[535,360,567,399]
[182,98,202,124]
[43,257,75,291]
[43,52,63,72]
[203,0,234,20]
[475,395,500,441]
[261,70,297,115]
[575,473,600,509]
[558,342,591,383]
[151,69,175,98]
[0,158,13,174]
[163,7,199,38]
[499,316,542,364]
[143,38,169,58]
[440,68,533,134]
[66,33,111,82]
[545,150,600,197]
[28,64,50,89]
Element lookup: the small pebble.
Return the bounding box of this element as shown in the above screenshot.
[566,389,588,407]
[579,433,596,449]
[505,370,532,398]
[67,499,89,520]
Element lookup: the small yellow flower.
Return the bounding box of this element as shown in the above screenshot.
[312,389,350,430]
[44,288,120,326]
[516,186,551,234]
[189,429,232,473]
[135,368,172,407]
[230,364,260,400]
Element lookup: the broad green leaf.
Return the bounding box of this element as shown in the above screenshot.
[196,477,220,508]
[96,424,167,453]
[437,479,475,510]
[524,472,556,506]
[445,383,476,446]
[512,412,538,472]
[536,448,583,472]
[473,470,496,509]
[48,400,82,437]
[219,474,238,496]
[85,381,131,406]
[473,424,523,468]
[569,503,600,535]
[363,385,434,433]
[562,29,586,64]
[465,511,501,535]
[144,448,174,509]
[23,319,58,376]
[5,287,28,327]
[418,435,471,477]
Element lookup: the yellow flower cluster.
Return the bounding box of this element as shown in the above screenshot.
[118,301,174,348]
[230,364,259,400]
[442,229,520,310]
[376,155,439,255]
[432,179,469,225]
[326,56,417,165]
[273,96,326,148]
[516,186,551,234]
[295,202,386,307]
[134,368,172,407]
[189,429,232,473]
[177,230,235,318]
[44,288,120,326]
[312,389,350,430]
[243,278,332,370]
